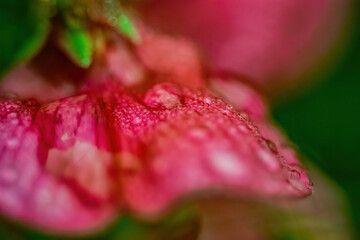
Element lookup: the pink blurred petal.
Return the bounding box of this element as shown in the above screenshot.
[209,73,266,118]
[36,94,117,203]
[140,0,349,92]
[105,38,146,87]
[135,25,205,88]
[0,45,85,103]
[210,74,309,184]
[0,98,115,233]
[0,65,76,103]
[0,81,312,231]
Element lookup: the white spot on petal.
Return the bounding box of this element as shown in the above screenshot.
[257,149,279,171]
[209,151,245,178]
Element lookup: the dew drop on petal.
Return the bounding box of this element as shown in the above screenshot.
[288,169,301,179]
[288,169,305,191]
[203,97,212,104]
[61,133,72,142]
[239,112,249,121]
[133,117,142,124]
[265,139,278,154]
[144,83,181,109]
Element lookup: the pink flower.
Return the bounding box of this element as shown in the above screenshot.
[0,24,312,234]
[139,0,349,94]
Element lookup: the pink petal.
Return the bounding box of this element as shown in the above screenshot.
[0,46,87,103]
[209,73,266,118]
[140,0,348,91]
[209,74,312,190]
[105,38,146,87]
[0,65,76,103]
[105,82,312,214]
[36,94,117,203]
[0,97,115,233]
[0,82,312,231]
[135,25,205,88]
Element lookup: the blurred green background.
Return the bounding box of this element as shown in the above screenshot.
[273,1,360,237]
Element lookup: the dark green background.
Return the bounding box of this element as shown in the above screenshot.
[0,0,49,76]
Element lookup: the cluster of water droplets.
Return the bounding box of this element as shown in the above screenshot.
[235,108,311,193]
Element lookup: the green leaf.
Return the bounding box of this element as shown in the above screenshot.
[58,24,93,68]
[108,208,200,240]
[117,14,139,43]
[104,0,140,43]
[0,0,50,77]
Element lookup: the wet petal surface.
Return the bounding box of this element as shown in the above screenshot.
[0,82,312,232]
[0,98,115,233]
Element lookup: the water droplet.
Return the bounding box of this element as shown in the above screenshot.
[0,166,18,186]
[239,112,249,121]
[144,84,181,109]
[288,169,305,191]
[247,123,259,134]
[204,97,212,104]
[133,117,142,124]
[222,109,230,114]
[289,169,301,179]
[264,138,278,154]
[61,134,68,142]
[278,156,287,167]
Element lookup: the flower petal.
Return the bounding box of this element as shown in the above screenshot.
[105,82,312,214]
[140,0,349,92]
[0,97,115,233]
[135,26,205,88]
[0,82,312,231]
